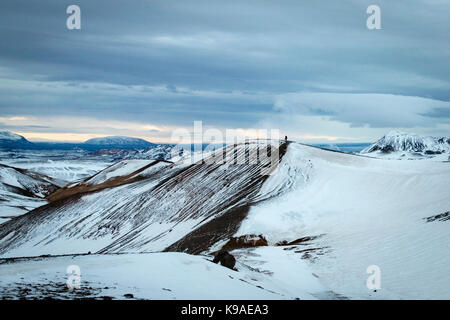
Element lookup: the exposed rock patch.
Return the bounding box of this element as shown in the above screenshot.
[212,250,236,270]
[424,211,450,223]
[220,234,268,251]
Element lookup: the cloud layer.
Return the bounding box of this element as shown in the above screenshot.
[0,0,449,142]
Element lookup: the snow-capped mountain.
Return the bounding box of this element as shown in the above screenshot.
[361,130,450,160]
[0,131,23,141]
[0,131,33,149]
[0,140,449,299]
[84,136,155,149]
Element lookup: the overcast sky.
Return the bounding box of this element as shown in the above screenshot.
[0,0,449,143]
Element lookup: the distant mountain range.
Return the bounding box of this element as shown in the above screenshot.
[1,130,449,161]
[0,131,157,151]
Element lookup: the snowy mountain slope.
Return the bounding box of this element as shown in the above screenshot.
[0,159,111,186]
[0,131,33,149]
[0,193,46,225]
[83,160,169,186]
[0,164,57,197]
[46,160,173,202]
[0,131,23,141]
[1,146,171,185]
[361,130,450,160]
[0,164,59,224]
[235,142,450,299]
[0,141,287,257]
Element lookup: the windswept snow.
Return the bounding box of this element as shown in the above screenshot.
[84,160,159,186]
[0,249,331,300]
[0,164,59,223]
[237,143,450,299]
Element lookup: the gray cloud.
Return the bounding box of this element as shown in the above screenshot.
[0,0,449,141]
[273,93,450,128]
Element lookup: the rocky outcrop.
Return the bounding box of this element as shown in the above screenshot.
[212,251,236,270]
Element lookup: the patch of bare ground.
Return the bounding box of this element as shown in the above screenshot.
[276,234,324,246]
[275,234,330,262]
[312,290,349,300]
[0,280,106,300]
[219,234,268,252]
[215,233,325,253]
[293,247,331,262]
[424,211,450,222]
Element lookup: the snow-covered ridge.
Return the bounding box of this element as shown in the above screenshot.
[83,160,164,186]
[0,164,59,224]
[0,131,32,149]
[0,131,23,141]
[236,142,450,299]
[361,130,450,160]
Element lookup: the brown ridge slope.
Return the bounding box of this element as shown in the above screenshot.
[46,160,171,202]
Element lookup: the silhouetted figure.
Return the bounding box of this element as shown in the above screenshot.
[284,135,288,142]
[213,251,236,270]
